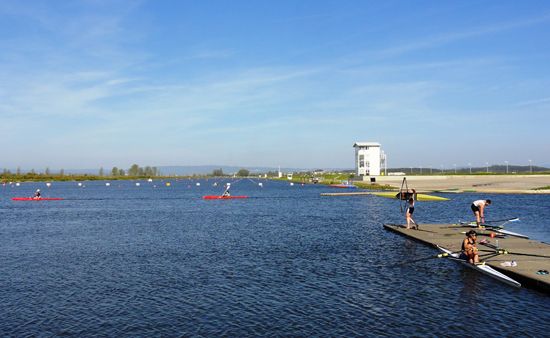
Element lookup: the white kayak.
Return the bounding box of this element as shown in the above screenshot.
[437,246,521,288]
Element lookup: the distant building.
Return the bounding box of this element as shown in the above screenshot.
[353,142,386,177]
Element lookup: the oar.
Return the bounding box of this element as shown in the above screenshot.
[385,250,461,267]
[482,217,520,228]
[460,230,505,238]
[492,250,550,259]
[455,218,519,228]
[479,247,550,259]
[483,217,519,224]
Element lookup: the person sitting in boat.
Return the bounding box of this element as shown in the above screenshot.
[471,199,491,228]
[405,197,417,229]
[396,189,416,201]
[461,230,479,264]
[222,186,231,197]
[33,189,41,199]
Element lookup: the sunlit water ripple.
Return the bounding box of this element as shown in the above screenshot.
[1,180,549,336]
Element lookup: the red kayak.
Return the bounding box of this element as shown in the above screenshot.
[12,197,64,201]
[202,195,248,200]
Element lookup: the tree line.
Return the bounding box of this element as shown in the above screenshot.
[1,165,257,181]
[1,164,161,181]
[110,164,160,177]
[210,168,250,177]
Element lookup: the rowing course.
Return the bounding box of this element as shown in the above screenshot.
[383,223,550,293]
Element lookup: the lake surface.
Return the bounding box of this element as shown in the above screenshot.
[1,179,549,337]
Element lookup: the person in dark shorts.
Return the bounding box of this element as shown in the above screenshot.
[405,197,417,229]
[471,199,491,227]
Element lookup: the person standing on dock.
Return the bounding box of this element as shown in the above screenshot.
[405,198,417,229]
[461,230,479,264]
[471,199,491,228]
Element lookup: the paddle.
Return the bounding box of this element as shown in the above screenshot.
[411,218,420,230]
[222,184,231,197]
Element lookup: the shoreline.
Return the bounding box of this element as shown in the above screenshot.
[370,174,550,194]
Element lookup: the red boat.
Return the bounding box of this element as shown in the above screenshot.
[202,195,248,200]
[11,197,64,201]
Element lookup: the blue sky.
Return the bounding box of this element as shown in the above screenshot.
[1,0,549,170]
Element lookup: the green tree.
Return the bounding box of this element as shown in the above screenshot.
[237,169,250,177]
[16,167,21,175]
[99,167,104,176]
[118,169,125,176]
[212,168,224,176]
[111,167,119,176]
[59,169,65,176]
[128,164,140,176]
[45,167,50,175]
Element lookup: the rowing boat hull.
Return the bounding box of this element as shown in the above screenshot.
[329,184,357,189]
[11,197,64,201]
[462,222,529,239]
[373,192,449,201]
[202,195,248,200]
[437,246,521,288]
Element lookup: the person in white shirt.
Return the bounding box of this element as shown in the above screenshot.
[471,199,491,228]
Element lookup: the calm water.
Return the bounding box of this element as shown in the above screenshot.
[1,179,549,337]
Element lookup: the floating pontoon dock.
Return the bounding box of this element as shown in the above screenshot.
[383,223,550,293]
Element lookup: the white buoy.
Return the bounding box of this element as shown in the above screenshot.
[148,178,153,182]
[290,182,294,186]
[105,182,111,186]
[259,182,263,187]
[16,182,20,186]
[136,182,140,186]
[196,182,200,186]
[46,182,51,187]
[78,182,82,187]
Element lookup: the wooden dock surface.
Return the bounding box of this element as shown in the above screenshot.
[383,223,550,293]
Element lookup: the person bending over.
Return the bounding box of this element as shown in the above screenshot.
[471,199,491,228]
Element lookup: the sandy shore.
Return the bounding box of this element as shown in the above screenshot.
[370,175,550,194]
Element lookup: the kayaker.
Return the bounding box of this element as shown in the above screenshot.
[33,189,41,199]
[461,230,479,264]
[471,199,491,228]
[405,197,417,229]
[222,186,231,197]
